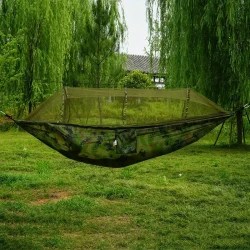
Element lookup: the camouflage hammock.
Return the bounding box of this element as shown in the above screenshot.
[2,87,233,167]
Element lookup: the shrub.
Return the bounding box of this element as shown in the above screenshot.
[118,70,153,89]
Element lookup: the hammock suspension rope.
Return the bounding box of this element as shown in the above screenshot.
[122,88,128,126]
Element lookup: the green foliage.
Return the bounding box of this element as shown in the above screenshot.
[0,0,72,114]
[0,0,127,115]
[147,0,250,110]
[0,33,23,113]
[64,0,126,88]
[119,70,153,89]
[85,0,126,88]
[0,34,21,86]
[63,0,91,87]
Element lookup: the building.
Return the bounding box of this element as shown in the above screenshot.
[126,54,165,89]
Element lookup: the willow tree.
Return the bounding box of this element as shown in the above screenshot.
[81,0,126,88]
[0,0,72,113]
[63,0,91,87]
[147,0,250,144]
[63,0,126,88]
[0,33,22,111]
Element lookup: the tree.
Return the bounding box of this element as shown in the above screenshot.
[80,0,126,88]
[0,0,72,114]
[63,0,126,88]
[147,0,250,144]
[119,70,153,89]
[63,0,91,87]
[0,33,22,112]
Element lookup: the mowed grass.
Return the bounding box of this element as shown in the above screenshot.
[0,131,250,250]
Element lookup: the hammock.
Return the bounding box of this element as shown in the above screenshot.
[1,87,233,167]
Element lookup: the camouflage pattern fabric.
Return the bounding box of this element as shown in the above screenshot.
[16,113,231,167]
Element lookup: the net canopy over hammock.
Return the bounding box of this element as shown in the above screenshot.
[13,87,233,167]
[25,87,226,126]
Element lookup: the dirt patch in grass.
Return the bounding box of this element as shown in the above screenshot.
[30,191,72,205]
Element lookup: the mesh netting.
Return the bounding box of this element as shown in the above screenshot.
[25,87,226,126]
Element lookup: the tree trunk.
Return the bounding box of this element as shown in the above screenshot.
[236,109,243,145]
[28,100,32,114]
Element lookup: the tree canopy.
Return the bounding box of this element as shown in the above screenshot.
[147,0,250,111]
[0,0,72,113]
[63,0,126,88]
[0,0,126,114]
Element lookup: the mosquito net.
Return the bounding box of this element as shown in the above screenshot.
[25,87,227,126]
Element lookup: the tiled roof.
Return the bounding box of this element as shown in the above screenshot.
[126,54,160,75]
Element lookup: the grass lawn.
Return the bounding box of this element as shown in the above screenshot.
[0,130,250,249]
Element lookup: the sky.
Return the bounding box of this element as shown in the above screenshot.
[121,0,149,55]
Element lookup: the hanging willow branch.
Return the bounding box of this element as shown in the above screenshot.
[147,0,250,110]
[0,0,72,113]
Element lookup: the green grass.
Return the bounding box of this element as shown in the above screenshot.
[0,130,250,249]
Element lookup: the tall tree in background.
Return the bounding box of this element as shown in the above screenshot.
[0,0,126,117]
[82,0,126,88]
[0,32,22,111]
[63,0,91,87]
[147,0,250,144]
[63,0,126,88]
[0,0,71,113]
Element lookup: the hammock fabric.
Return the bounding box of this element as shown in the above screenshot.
[10,87,233,167]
